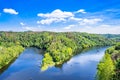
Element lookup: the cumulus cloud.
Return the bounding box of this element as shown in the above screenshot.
[37,9,74,24]
[3,8,18,15]
[37,9,102,26]
[37,9,74,18]
[36,8,120,34]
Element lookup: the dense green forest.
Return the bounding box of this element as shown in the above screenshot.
[0,31,116,70]
[97,42,120,80]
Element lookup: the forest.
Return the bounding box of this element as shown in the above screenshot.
[97,42,120,80]
[0,31,116,70]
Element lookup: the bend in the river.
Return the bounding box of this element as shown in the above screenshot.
[0,47,109,80]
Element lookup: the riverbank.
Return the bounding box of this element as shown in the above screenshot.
[0,45,24,69]
[97,42,120,80]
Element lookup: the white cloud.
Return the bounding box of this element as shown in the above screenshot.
[35,9,120,34]
[37,9,74,18]
[64,25,76,30]
[79,18,102,25]
[76,9,86,14]
[37,18,66,25]
[37,9,102,25]
[69,17,82,21]
[3,8,18,15]
[20,22,25,26]
[37,9,74,24]
[69,17,102,25]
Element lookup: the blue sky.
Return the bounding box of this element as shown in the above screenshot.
[0,0,120,34]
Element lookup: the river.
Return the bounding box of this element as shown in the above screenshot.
[0,47,108,80]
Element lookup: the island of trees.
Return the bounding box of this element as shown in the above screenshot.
[0,31,117,71]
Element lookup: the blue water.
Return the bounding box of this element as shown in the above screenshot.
[0,47,108,80]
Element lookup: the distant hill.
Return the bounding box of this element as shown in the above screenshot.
[101,34,120,42]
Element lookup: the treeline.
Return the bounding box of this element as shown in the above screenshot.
[97,42,120,80]
[0,31,115,70]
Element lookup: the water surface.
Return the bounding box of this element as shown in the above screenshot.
[0,47,108,80]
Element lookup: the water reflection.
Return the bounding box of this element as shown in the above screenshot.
[67,50,104,65]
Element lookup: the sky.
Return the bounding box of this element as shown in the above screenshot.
[0,0,120,34]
